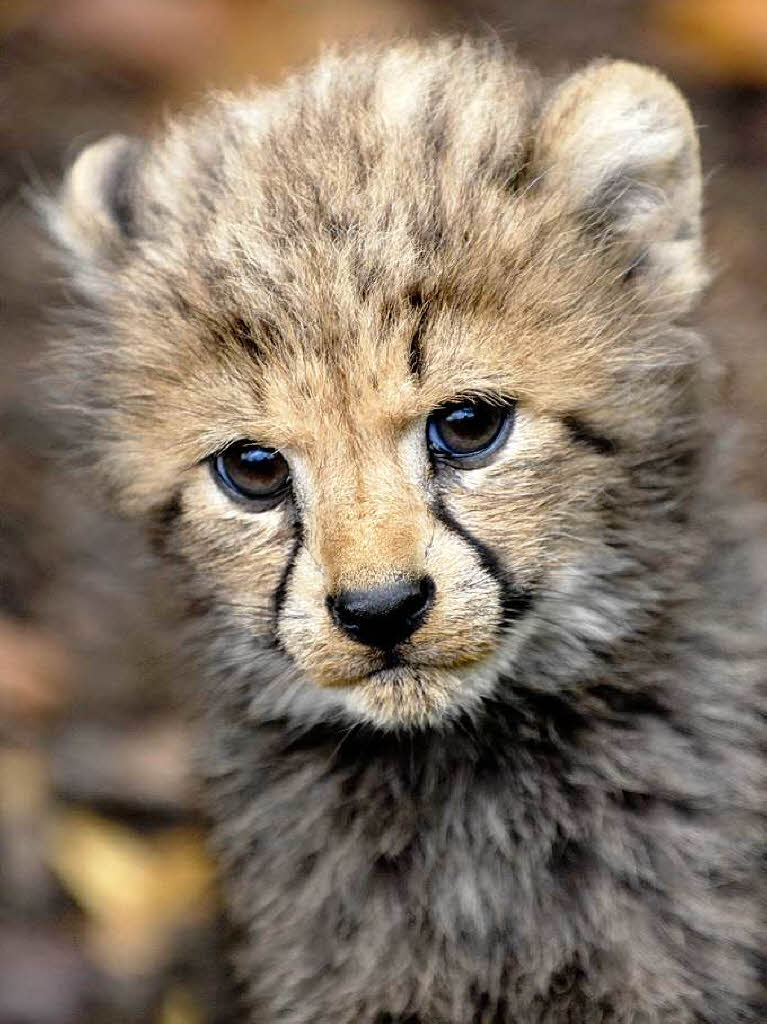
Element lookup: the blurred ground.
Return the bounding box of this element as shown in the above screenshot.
[0,2,765,1022]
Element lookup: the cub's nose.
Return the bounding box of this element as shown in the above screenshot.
[327,576,435,649]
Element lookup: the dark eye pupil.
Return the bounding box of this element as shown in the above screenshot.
[215,443,289,501]
[441,404,498,446]
[428,399,512,461]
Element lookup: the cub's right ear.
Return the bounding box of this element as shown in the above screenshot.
[49,135,144,263]
[532,61,705,308]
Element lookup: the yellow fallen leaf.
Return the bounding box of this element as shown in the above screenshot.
[47,808,215,976]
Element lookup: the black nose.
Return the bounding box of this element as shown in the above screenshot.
[327,576,435,649]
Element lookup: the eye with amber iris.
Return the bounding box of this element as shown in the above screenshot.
[212,441,290,508]
[427,398,515,468]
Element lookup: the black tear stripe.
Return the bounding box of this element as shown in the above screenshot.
[562,415,617,457]
[271,510,304,649]
[431,493,534,627]
[148,490,182,555]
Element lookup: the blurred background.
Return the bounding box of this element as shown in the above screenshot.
[0,2,765,1022]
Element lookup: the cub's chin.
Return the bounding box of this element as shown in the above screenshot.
[330,661,502,731]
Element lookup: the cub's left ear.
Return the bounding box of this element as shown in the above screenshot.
[48,134,144,264]
[534,61,705,305]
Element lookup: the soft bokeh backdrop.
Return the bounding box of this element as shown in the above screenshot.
[1,2,765,1021]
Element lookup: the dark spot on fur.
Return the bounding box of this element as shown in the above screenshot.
[372,852,402,878]
[505,687,587,746]
[408,197,446,255]
[548,838,593,901]
[231,317,256,346]
[310,182,355,242]
[355,257,381,303]
[675,218,696,241]
[372,846,415,904]
[751,950,767,1017]
[562,415,617,456]
[547,962,586,998]
[425,121,446,163]
[549,834,587,875]
[431,493,534,627]
[470,990,507,1024]
[345,126,373,192]
[616,790,655,813]
[197,191,215,215]
[203,312,279,365]
[327,211,352,242]
[579,172,632,235]
[183,589,215,621]
[488,153,523,195]
[590,683,669,720]
[638,444,698,490]
[579,169,659,241]
[406,290,428,378]
[233,315,280,357]
[667,797,707,819]
[171,290,193,321]
[622,249,649,282]
[105,138,144,239]
[148,491,182,554]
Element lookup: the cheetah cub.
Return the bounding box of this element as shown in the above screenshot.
[49,40,764,1024]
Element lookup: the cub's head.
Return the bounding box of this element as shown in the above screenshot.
[49,41,709,730]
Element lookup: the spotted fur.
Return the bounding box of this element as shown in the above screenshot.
[47,39,764,1024]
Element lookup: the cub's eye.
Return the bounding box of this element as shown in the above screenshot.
[427,398,515,468]
[212,441,290,507]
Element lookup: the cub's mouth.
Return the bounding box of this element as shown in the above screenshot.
[360,644,500,683]
[295,594,536,728]
[366,649,409,676]
[309,606,513,687]
[337,659,510,729]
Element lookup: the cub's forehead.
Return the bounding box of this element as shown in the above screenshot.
[172,294,512,454]
[140,42,537,298]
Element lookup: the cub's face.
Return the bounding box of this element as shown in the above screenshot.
[51,44,706,728]
[176,303,595,728]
